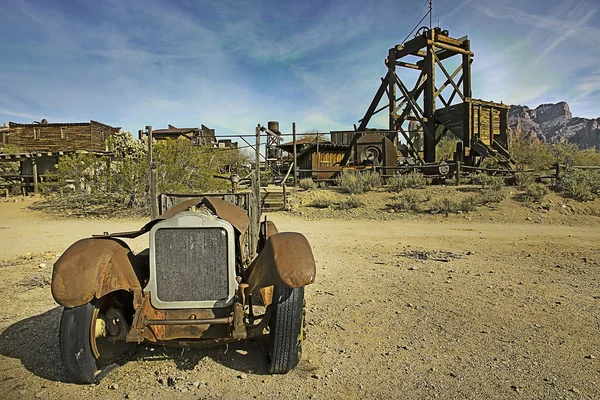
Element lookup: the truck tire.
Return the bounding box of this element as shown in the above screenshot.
[268,285,305,374]
[59,292,135,383]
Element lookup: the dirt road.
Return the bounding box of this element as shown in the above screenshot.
[1,199,599,399]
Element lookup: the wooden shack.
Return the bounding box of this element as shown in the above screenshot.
[5,120,120,152]
[278,139,347,179]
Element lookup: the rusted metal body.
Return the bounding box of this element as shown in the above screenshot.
[246,232,316,293]
[51,195,315,346]
[52,238,146,309]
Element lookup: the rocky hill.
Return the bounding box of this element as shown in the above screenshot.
[509,102,599,149]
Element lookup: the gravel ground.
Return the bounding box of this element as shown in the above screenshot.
[0,197,599,399]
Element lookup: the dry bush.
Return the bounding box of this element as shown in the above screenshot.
[430,197,458,215]
[335,170,381,194]
[388,190,423,212]
[473,174,505,191]
[430,196,479,215]
[336,196,363,210]
[523,183,549,202]
[478,188,506,205]
[387,172,427,192]
[299,178,317,190]
[309,198,333,209]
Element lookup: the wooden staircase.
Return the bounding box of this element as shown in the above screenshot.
[261,189,285,212]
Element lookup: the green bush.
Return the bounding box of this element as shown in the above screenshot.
[334,170,381,194]
[557,169,600,201]
[473,174,505,191]
[387,172,427,192]
[515,173,535,188]
[38,131,243,217]
[523,183,549,202]
[509,133,600,170]
[479,188,506,205]
[336,196,363,210]
[388,190,423,212]
[299,178,317,190]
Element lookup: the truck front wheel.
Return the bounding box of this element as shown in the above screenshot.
[268,285,305,374]
[59,291,136,383]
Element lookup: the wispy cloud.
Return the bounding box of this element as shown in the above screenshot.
[1,0,599,134]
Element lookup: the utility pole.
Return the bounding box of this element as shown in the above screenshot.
[429,0,433,30]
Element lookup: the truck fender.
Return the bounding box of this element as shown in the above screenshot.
[245,232,316,295]
[51,238,146,308]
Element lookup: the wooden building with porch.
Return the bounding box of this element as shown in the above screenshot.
[4,120,120,152]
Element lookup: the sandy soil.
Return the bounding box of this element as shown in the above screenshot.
[0,196,599,399]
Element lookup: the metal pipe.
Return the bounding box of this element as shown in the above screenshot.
[147,317,232,326]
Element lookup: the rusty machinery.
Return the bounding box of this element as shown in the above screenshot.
[333,26,515,171]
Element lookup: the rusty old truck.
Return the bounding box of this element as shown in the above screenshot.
[51,195,316,383]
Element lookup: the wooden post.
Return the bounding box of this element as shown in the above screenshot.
[293,122,297,187]
[555,163,561,182]
[249,174,259,258]
[455,161,461,186]
[4,188,8,198]
[255,125,261,190]
[146,126,159,220]
[382,137,387,178]
[316,132,320,173]
[423,28,437,163]
[252,125,261,257]
[282,182,287,210]
[387,48,397,132]
[32,159,38,195]
[150,168,158,218]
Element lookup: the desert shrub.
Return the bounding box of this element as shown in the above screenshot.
[387,172,427,192]
[436,136,458,162]
[430,197,458,215]
[38,131,240,217]
[509,133,600,170]
[523,183,549,202]
[515,173,535,188]
[430,195,479,215]
[362,170,383,189]
[336,196,363,210]
[335,170,380,194]
[473,174,505,191]
[573,148,600,166]
[299,178,317,190]
[388,190,423,212]
[309,198,333,208]
[557,169,600,201]
[478,188,506,205]
[459,196,479,212]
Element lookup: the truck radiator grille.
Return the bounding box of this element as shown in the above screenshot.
[154,228,229,303]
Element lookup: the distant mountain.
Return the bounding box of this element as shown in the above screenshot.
[509,102,600,149]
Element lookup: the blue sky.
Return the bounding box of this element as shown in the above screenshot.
[1,0,599,138]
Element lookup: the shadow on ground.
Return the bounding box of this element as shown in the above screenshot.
[132,336,272,375]
[0,307,272,383]
[0,307,70,382]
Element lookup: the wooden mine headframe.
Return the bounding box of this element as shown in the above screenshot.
[357,26,513,168]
